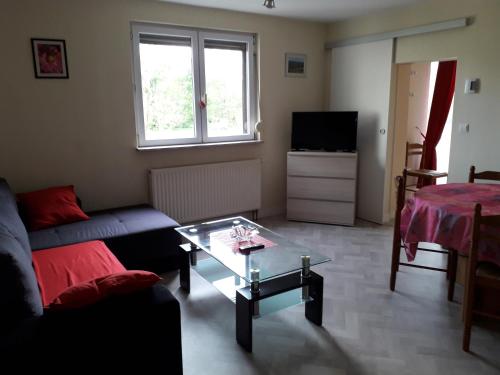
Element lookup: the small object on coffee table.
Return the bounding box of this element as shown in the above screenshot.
[239,243,265,255]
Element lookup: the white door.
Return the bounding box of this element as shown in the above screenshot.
[329,39,394,224]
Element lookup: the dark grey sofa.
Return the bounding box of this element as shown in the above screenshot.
[29,204,181,273]
[0,177,183,372]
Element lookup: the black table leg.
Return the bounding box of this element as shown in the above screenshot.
[235,271,324,352]
[236,291,253,352]
[305,272,323,326]
[179,246,191,293]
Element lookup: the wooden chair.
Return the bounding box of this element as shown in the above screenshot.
[404,142,447,195]
[462,203,500,352]
[404,142,424,192]
[468,165,500,183]
[390,175,458,301]
[405,142,424,166]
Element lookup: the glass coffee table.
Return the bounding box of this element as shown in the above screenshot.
[175,216,331,352]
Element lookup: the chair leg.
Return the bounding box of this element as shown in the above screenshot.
[448,250,458,301]
[446,251,450,280]
[390,240,401,291]
[391,175,404,292]
[462,283,474,352]
[396,246,401,272]
[462,254,475,352]
[463,319,472,352]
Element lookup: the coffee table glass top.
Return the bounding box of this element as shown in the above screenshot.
[175,216,331,283]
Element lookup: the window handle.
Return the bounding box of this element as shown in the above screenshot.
[200,93,207,109]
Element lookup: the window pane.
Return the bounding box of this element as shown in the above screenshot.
[204,45,246,137]
[139,42,195,140]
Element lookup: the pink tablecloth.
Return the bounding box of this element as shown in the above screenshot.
[401,183,500,266]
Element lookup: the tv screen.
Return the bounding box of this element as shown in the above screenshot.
[291,111,358,152]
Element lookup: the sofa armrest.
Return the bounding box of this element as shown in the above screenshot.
[15,284,183,372]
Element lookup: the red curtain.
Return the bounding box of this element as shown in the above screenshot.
[419,60,457,185]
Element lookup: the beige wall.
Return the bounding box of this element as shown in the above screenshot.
[0,0,327,215]
[328,0,500,184]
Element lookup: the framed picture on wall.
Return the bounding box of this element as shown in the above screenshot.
[285,53,306,78]
[31,38,69,79]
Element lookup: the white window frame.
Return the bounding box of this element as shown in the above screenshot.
[131,23,257,148]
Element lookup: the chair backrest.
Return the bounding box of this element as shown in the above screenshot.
[468,165,500,183]
[405,142,424,168]
[467,204,500,279]
[463,203,500,351]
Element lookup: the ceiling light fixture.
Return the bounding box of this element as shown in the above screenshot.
[263,0,276,9]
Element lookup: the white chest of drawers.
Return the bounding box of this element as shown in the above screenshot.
[286,151,358,226]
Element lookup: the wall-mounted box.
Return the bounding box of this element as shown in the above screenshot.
[464,78,480,94]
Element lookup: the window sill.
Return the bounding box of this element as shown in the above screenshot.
[136,139,263,151]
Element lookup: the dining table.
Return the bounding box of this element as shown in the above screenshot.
[401,183,500,268]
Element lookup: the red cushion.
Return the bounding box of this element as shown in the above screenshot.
[32,240,126,306]
[17,185,89,231]
[48,271,161,310]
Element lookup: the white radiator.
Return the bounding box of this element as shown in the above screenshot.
[150,159,261,224]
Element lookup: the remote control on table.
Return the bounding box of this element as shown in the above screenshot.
[238,243,265,254]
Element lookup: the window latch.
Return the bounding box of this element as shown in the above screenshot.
[200,93,207,109]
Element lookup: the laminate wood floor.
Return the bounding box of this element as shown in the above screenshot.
[162,217,500,375]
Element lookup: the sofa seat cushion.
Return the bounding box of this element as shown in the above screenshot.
[29,204,179,251]
[32,240,126,306]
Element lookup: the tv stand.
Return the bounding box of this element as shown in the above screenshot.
[286,151,358,226]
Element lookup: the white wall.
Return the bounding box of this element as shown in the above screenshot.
[328,0,500,185]
[329,39,394,224]
[0,0,327,215]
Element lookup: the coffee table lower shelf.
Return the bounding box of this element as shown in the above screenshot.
[178,244,324,352]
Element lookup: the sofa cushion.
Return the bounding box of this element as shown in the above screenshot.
[17,185,89,231]
[48,270,161,310]
[29,204,179,251]
[32,240,126,306]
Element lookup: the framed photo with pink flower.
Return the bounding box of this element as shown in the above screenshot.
[31,38,69,79]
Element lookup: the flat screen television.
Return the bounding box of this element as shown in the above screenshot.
[291,111,358,152]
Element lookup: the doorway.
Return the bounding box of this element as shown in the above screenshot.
[390,60,456,214]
